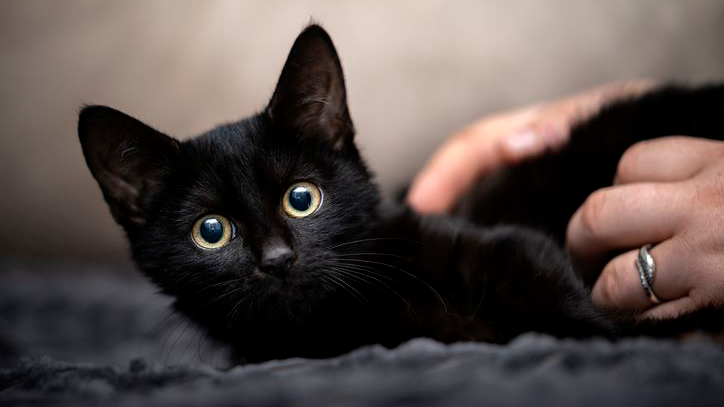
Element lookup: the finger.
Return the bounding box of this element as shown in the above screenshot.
[642,296,699,319]
[567,182,688,263]
[407,135,504,213]
[592,238,692,311]
[615,136,722,185]
[644,242,724,319]
[407,109,542,213]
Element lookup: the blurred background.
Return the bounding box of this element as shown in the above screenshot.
[2,0,724,264]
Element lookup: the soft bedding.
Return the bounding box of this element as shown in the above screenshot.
[1,261,723,406]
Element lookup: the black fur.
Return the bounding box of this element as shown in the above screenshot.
[79,25,724,363]
[456,85,724,283]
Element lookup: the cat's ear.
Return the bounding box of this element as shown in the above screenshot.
[267,24,354,150]
[78,105,180,231]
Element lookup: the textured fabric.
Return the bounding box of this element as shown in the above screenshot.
[2,261,724,406]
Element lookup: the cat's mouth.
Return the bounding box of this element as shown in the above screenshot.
[251,265,336,301]
[253,265,310,287]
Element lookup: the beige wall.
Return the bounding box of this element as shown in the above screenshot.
[2,0,723,262]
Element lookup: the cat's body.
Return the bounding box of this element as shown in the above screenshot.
[79,25,724,363]
[457,85,724,285]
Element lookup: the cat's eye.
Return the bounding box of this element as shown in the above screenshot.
[282,181,322,218]
[191,214,235,249]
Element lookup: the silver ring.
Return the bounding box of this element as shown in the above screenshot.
[635,244,662,304]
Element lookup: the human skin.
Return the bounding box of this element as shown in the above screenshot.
[568,136,724,318]
[407,80,656,214]
[406,80,724,318]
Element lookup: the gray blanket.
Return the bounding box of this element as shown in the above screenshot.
[2,260,723,406]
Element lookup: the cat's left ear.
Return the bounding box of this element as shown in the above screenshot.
[267,25,354,150]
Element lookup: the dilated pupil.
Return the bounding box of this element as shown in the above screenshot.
[289,186,312,211]
[200,218,223,243]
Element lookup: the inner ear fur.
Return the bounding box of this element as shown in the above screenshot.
[267,24,354,149]
[78,105,180,231]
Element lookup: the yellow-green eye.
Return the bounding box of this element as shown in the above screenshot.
[191,214,235,249]
[282,181,322,218]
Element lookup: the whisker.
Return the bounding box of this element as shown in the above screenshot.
[328,237,422,250]
[335,258,449,314]
[328,259,431,318]
[202,284,249,310]
[195,326,208,364]
[146,308,179,339]
[241,298,257,341]
[323,271,373,310]
[157,315,185,362]
[184,276,247,305]
[322,270,380,323]
[182,325,204,363]
[319,270,377,319]
[327,260,415,296]
[164,318,192,365]
[226,294,250,333]
[331,252,426,271]
[333,252,416,262]
[330,265,421,324]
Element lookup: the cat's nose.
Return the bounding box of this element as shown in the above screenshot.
[260,243,295,278]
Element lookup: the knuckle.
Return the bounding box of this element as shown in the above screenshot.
[697,138,724,160]
[708,168,724,200]
[682,286,714,315]
[675,232,697,255]
[691,170,724,211]
[616,140,649,182]
[690,254,724,298]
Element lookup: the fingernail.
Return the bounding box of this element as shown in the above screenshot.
[503,130,538,155]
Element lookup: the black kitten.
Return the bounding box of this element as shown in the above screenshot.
[79,25,724,363]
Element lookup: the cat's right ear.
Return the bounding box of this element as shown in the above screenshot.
[78,105,180,231]
[267,25,354,151]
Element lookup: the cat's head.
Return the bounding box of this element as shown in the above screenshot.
[79,26,381,344]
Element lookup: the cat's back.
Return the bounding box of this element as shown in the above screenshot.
[455,83,724,245]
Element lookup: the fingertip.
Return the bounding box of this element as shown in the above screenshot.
[408,135,492,214]
[565,206,591,266]
[407,172,454,214]
[409,116,534,213]
[591,272,612,309]
[592,250,655,312]
[565,207,582,246]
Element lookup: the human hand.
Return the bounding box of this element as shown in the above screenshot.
[407,80,655,213]
[567,136,724,319]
